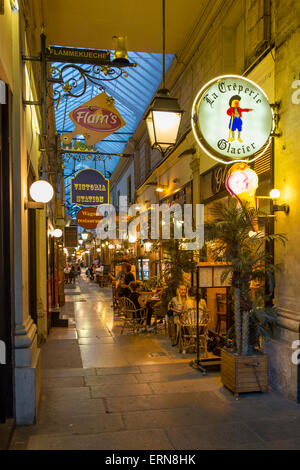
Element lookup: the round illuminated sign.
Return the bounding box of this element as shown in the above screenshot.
[191,75,274,164]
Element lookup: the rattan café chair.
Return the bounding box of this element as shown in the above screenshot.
[178,308,209,356]
[118,297,147,334]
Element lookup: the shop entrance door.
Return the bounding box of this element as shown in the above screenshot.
[0,85,14,423]
[28,166,37,325]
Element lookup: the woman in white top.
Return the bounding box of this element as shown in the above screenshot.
[168,284,193,346]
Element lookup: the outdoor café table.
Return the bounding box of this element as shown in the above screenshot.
[139,292,162,330]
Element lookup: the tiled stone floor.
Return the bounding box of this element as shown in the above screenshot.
[9,275,300,450]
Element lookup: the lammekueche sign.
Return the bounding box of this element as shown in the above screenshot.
[191,75,274,164]
[70,169,109,206]
[46,46,111,65]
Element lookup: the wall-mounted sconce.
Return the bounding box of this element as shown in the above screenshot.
[273,202,289,214]
[155,184,168,193]
[256,188,289,214]
[25,180,54,209]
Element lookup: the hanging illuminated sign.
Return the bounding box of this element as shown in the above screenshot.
[76,207,103,229]
[191,75,274,164]
[225,162,259,230]
[61,140,98,153]
[61,92,126,145]
[70,169,109,206]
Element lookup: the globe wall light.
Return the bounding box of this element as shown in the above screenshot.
[108,244,114,250]
[144,0,183,156]
[256,188,289,214]
[53,228,63,238]
[26,180,54,209]
[270,189,280,199]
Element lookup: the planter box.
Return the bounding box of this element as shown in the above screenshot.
[221,348,268,397]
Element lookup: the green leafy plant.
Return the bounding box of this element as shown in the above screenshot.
[141,276,163,291]
[206,200,287,355]
[154,239,196,313]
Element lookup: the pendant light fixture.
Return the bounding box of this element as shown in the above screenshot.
[144,0,183,156]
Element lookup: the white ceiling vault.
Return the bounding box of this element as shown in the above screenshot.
[41,0,206,54]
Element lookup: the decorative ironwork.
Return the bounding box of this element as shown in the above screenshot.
[48,63,133,107]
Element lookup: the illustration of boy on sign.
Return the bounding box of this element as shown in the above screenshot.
[227,95,253,143]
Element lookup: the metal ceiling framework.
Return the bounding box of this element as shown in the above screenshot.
[52,50,174,217]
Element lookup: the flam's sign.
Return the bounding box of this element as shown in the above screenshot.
[61,92,126,145]
[72,106,122,132]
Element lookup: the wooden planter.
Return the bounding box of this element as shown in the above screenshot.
[221,348,268,398]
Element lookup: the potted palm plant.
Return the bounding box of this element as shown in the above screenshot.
[206,200,286,398]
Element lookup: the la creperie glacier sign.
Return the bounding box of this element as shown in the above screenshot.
[191,75,274,164]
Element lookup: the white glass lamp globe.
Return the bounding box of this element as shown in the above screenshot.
[79,239,83,245]
[108,244,114,249]
[30,180,54,203]
[270,189,280,199]
[81,231,89,241]
[53,229,63,238]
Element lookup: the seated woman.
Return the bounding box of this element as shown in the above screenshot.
[168,284,193,346]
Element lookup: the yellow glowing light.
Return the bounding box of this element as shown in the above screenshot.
[25,64,40,135]
[156,187,164,193]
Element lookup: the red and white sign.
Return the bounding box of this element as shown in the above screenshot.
[76,207,103,229]
[61,92,126,145]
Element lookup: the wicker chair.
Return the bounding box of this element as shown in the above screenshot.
[152,303,167,335]
[118,297,147,334]
[112,284,121,314]
[178,308,209,356]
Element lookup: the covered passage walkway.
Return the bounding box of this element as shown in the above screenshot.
[9,278,300,450]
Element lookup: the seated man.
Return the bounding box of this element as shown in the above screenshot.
[118,263,135,298]
[128,282,148,328]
